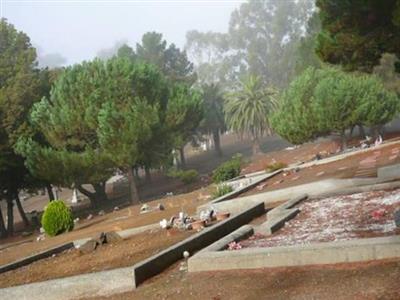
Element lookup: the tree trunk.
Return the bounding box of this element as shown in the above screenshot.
[134,166,139,179]
[251,138,261,156]
[0,204,7,238]
[212,129,222,157]
[358,125,366,139]
[179,147,186,168]
[77,185,96,207]
[46,183,55,201]
[77,184,107,208]
[349,125,355,138]
[341,130,348,151]
[6,198,14,236]
[377,124,385,138]
[15,195,30,227]
[93,182,108,203]
[144,166,152,183]
[127,167,140,205]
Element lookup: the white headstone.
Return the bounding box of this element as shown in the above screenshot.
[71,188,78,204]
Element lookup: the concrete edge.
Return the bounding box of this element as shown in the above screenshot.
[0,222,160,274]
[201,170,281,210]
[188,235,400,272]
[200,225,254,253]
[0,242,74,274]
[315,180,400,199]
[132,202,265,288]
[0,266,134,300]
[257,208,300,235]
[0,203,265,297]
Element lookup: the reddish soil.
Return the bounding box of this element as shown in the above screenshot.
[241,189,400,248]
[242,132,400,175]
[0,228,192,288]
[86,258,400,300]
[0,186,214,266]
[242,141,400,197]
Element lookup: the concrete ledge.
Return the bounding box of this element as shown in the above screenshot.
[377,164,400,182]
[257,208,300,235]
[0,242,74,274]
[200,225,254,252]
[118,223,159,239]
[267,194,307,218]
[205,170,281,207]
[132,202,265,287]
[188,235,400,273]
[0,266,134,300]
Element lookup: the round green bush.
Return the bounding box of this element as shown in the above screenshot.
[41,200,74,237]
[212,155,242,183]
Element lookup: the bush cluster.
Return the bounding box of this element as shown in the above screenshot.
[167,168,199,184]
[41,200,74,237]
[212,154,243,183]
[212,184,234,199]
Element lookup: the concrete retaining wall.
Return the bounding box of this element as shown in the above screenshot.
[188,235,400,272]
[0,242,74,274]
[132,202,265,287]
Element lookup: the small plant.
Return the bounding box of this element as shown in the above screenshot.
[179,169,199,184]
[41,200,74,237]
[167,168,199,184]
[212,184,233,199]
[265,161,287,172]
[212,154,243,183]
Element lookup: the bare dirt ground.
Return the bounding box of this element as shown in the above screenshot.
[0,185,214,265]
[0,228,192,288]
[85,258,400,300]
[241,188,400,248]
[242,139,400,197]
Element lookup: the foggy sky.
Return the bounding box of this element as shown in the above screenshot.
[2,0,243,66]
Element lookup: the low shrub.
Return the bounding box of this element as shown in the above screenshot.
[265,162,287,172]
[179,169,199,184]
[212,184,234,199]
[212,154,243,183]
[41,200,74,237]
[167,168,199,184]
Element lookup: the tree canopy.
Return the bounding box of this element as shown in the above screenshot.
[316,0,400,72]
[0,18,43,236]
[272,67,399,148]
[17,58,168,205]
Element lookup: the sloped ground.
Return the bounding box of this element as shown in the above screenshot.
[86,258,400,300]
[0,186,214,266]
[0,228,192,288]
[242,141,400,197]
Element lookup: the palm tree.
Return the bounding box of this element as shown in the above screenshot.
[224,75,277,155]
[200,83,226,157]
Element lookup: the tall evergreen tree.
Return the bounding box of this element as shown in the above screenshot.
[0,19,42,236]
[17,58,167,205]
